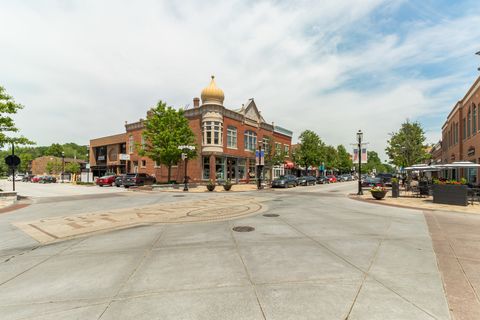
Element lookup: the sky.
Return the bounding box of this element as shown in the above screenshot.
[1,0,480,160]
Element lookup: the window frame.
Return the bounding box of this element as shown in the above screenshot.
[244,130,257,152]
[227,126,237,149]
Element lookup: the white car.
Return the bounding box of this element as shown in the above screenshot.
[7,174,25,181]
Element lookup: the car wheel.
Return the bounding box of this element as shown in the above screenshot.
[99,184,103,187]
[111,182,115,187]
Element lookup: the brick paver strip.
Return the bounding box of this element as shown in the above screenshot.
[13,195,267,244]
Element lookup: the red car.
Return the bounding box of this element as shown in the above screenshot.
[95,175,117,187]
[31,176,41,183]
[326,175,337,183]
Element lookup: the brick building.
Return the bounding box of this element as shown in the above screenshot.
[31,156,86,175]
[440,75,480,182]
[89,76,293,183]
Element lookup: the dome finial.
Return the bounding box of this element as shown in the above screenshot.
[201,75,224,106]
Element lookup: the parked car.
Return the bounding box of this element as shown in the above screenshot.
[271,175,298,188]
[95,175,117,187]
[7,174,25,181]
[115,174,126,187]
[22,174,35,182]
[31,175,42,183]
[123,173,156,188]
[316,176,330,184]
[297,176,316,186]
[38,176,57,183]
[361,177,383,188]
[326,175,337,183]
[376,173,393,187]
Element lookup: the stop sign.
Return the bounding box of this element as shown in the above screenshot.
[5,155,21,167]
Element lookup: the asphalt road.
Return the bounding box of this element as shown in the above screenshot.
[0,182,451,320]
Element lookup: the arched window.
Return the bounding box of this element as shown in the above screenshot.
[473,104,477,134]
[244,130,257,151]
[468,108,471,137]
[203,121,223,145]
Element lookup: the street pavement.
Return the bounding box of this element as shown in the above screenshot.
[0,182,452,319]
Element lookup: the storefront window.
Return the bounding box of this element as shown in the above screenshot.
[248,161,256,179]
[203,157,210,179]
[215,157,225,180]
[273,165,284,179]
[238,159,246,179]
[244,130,257,151]
[203,121,223,145]
[227,126,237,148]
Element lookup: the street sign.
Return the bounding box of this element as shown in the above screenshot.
[5,155,20,167]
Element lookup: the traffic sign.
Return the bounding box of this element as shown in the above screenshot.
[5,155,20,167]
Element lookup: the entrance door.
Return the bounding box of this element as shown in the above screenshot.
[226,158,237,180]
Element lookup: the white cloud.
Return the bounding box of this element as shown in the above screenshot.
[0,0,479,161]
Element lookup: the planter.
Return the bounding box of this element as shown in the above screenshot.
[223,184,232,191]
[392,183,399,198]
[206,184,216,192]
[371,190,387,200]
[432,184,468,206]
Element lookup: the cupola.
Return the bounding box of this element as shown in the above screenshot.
[201,75,224,105]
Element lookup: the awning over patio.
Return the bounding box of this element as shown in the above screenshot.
[439,161,480,169]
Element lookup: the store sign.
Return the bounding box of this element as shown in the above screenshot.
[97,155,105,161]
[119,154,130,161]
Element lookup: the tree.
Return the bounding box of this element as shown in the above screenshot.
[336,145,353,173]
[45,143,64,157]
[295,130,324,174]
[361,151,385,174]
[386,120,429,168]
[0,86,34,148]
[46,159,62,174]
[139,100,197,182]
[65,162,80,174]
[324,145,338,171]
[19,153,33,173]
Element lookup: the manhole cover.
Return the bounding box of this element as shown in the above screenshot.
[263,214,280,217]
[232,226,255,232]
[173,195,185,197]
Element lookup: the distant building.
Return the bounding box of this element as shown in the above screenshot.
[440,75,480,182]
[89,76,294,183]
[31,156,86,175]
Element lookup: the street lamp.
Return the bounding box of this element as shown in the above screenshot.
[357,130,363,195]
[256,142,264,190]
[61,151,65,183]
[178,145,195,191]
[86,153,90,183]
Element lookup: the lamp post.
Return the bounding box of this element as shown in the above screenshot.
[61,151,65,183]
[178,145,195,191]
[86,153,90,183]
[357,130,363,195]
[256,142,264,190]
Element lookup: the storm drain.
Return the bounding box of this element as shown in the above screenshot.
[173,195,185,197]
[263,214,280,217]
[273,199,283,202]
[232,226,255,232]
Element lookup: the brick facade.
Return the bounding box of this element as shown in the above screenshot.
[31,156,86,176]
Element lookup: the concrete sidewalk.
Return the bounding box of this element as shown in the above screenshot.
[0,184,450,319]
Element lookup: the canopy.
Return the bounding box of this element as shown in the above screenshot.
[439,161,480,169]
[404,164,440,171]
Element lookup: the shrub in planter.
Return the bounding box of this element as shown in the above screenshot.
[391,177,399,198]
[223,179,232,191]
[370,186,387,200]
[206,180,216,191]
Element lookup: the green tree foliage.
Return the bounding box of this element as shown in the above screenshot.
[295,130,325,173]
[45,143,64,157]
[0,86,34,148]
[46,159,62,174]
[65,162,81,174]
[263,136,287,167]
[139,100,197,182]
[336,145,353,173]
[386,120,429,168]
[323,145,338,170]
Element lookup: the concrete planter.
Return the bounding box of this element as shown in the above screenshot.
[207,184,216,192]
[432,184,468,206]
[392,183,399,198]
[371,190,387,200]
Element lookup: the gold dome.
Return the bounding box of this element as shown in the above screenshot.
[201,75,224,105]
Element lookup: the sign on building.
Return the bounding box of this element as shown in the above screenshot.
[119,154,130,161]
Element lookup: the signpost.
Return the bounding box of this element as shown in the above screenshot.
[4,143,21,191]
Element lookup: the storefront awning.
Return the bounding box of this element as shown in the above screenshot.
[284,161,294,169]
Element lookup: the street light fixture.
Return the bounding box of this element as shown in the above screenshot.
[178,145,195,191]
[356,130,363,195]
[256,142,265,190]
[61,151,65,183]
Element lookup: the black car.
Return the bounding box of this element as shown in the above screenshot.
[115,174,126,187]
[123,173,156,188]
[316,176,329,184]
[298,176,316,186]
[272,175,297,188]
[39,175,57,183]
[361,177,383,188]
[376,173,393,186]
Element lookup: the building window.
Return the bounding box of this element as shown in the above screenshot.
[468,109,472,138]
[238,159,246,179]
[203,121,223,145]
[202,156,210,179]
[284,144,289,156]
[473,105,477,134]
[141,160,146,167]
[215,157,225,180]
[154,160,160,168]
[275,142,282,155]
[128,135,134,154]
[463,118,467,140]
[455,122,459,144]
[262,137,270,153]
[227,126,237,148]
[244,130,257,151]
[141,135,146,149]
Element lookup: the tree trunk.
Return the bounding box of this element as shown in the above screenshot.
[168,165,172,183]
